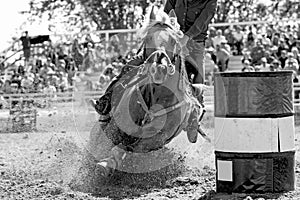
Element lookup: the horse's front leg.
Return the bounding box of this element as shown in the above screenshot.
[88,120,127,177]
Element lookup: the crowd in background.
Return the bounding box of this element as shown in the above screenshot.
[0,0,166,102]
[1,0,300,105]
[0,30,140,111]
[206,22,300,81]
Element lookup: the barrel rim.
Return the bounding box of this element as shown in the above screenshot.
[215,150,295,159]
[215,71,293,77]
[214,113,294,118]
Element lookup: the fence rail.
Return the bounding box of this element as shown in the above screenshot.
[2,83,300,108]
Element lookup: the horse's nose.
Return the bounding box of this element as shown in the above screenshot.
[157,64,167,75]
[152,64,168,84]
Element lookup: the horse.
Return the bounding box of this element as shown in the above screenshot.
[87,8,205,177]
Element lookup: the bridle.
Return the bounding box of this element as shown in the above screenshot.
[137,48,176,77]
[127,22,191,126]
[136,22,183,77]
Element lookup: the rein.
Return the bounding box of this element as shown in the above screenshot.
[135,80,187,125]
[122,22,191,126]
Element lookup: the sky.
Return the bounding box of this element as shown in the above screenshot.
[0,1,34,52]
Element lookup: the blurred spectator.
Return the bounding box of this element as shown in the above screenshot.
[279,50,288,69]
[21,74,33,92]
[250,40,265,65]
[212,30,226,48]
[265,51,276,64]
[224,26,235,48]
[20,31,31,65]
[285,52,299,72]
[43,81,57,97]
[270,60,281,72]
[2,80,12,94]
[291,47,300,64]
[39,62,55,78]
[232,26,244,55]
[241,60,255,72]
[57,72,69,92]
[71,38,84,69]
[277,38,289,58]
[83,33,95,48]
[241,51,253,64]
[82,42,96,71]
[17,64,25,76]
[255,57,271,72]
[260,34,272,49]
[10,83,20,94]
[57,59,66,72]
[11,74,21,89]
[110,34,121,54]
[215,39,231,72]
[246,26,255,49]
[65,60,77,86]
[287,33,297,51]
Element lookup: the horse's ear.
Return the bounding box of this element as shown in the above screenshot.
[168,9,177,18]
[149,6,156,21]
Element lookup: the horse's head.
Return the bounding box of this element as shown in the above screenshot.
[138,8,183,84]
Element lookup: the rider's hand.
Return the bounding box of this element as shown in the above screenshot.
[182,46,189,56]
[179,34,190,47]
[179,34,190,56]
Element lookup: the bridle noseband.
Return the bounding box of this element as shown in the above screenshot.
[137,22,182,79]
[130,22,190,126]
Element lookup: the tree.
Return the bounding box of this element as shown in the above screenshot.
[28,0,149,32]
[26,0,300,34]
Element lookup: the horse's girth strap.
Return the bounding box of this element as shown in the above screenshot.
[152,100,186,118]
[136,85,187,121]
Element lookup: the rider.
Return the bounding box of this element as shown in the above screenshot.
[164,0,217,85]
[91,0,217,121]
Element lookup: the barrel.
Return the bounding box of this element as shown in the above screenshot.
[214,71,295,193]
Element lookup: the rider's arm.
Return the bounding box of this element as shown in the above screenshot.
[164,0,176,14]
[185,0,217,39]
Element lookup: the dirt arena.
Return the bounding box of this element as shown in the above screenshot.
[0,100,300,200]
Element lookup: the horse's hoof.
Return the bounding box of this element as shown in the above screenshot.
[95,158,117,177]
[95,162,112,177]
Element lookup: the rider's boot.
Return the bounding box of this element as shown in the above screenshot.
[89,99,111,126]
[185,84,206,143]
[186,108,199,143]
[191,83,205,107]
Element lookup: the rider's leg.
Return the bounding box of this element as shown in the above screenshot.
[187,41,206,84]
[184,41,206,143]
[91,58,145,117]
[185,40,206,105]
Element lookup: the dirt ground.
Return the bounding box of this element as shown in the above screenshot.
[0,101,300,200]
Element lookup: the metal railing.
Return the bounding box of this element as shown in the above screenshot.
[2,83,300,108]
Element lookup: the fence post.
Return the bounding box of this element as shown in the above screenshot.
[105,32,109,54]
